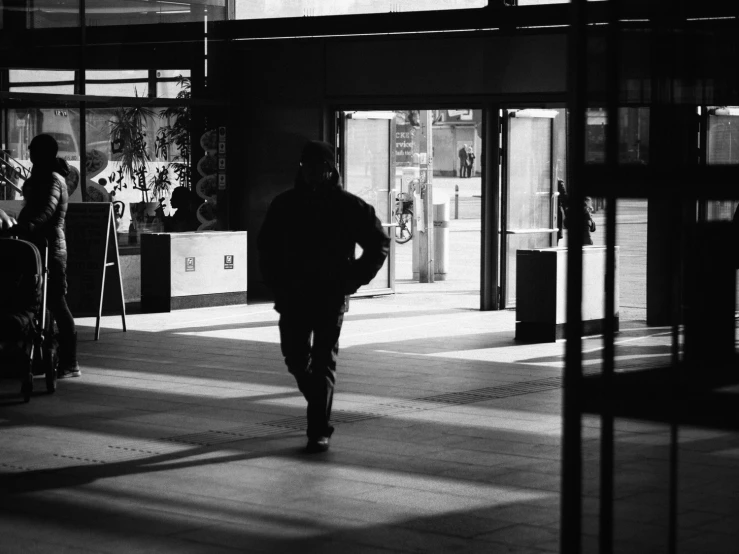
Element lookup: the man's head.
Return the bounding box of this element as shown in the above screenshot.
[29,134,59,166]
[300,140,337,189]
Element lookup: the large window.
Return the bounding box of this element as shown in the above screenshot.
[235,0,486,20]
[84,0,225,26]
[8,69,191,99]
[1,71,207,239]
[0,0,223,28]
[3,0,591,29]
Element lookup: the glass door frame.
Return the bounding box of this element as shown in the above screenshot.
[326,101,501,311]
[698,106,739,223]
[336,109,396,297]
[500,107,560,309]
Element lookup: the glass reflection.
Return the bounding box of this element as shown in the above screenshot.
[85,0,223,26]
[235,0,485,20]
[86,102,194,236]
[705,107,739,222]
[1,107,80,203]
[585,107,650,165]
[27,0,80,28]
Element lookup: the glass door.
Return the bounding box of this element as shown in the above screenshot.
[703,107,739,222]
[501,109,558,308]
[339,111,396,295]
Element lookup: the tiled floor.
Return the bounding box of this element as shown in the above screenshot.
[0,279,735,553]
[0,283,569,553]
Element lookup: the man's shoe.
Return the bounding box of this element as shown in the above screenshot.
[306,437,330,453]
[58,362,81,379]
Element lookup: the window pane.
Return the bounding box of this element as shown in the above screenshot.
[156,71,192,99]
[346,117,391,224]
[507,116,552,230]
[29,0,80,28]
[86,70,150,97]
[619,107,649,165]
[86,105,192,232]
[9,70,75,95]
[85,0,225,26]
[235,0,485,20]
[706,108,739,222]
[1,107,80,202]
[707,110,739,165]
[518,0,606,3]
[585,107,650,165]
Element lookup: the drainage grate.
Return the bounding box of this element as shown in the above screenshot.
[418,377,563,405]
[160,430,254,447]
[0,462,32,471]
[261,410,386,431]
[260,416,307,431]
[208,422,296,439]
[52,454,106,464]
[159,422,297,446]
[332,410,388,424]
[108,445,163,456]
[379,400,442,411]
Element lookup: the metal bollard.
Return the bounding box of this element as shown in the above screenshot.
[434,193,450,281]
[454,185,459,219]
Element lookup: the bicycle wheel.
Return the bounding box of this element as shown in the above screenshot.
[395,212,413,244]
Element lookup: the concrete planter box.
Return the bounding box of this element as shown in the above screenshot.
[141,231,247,312]
[515,246,619,342]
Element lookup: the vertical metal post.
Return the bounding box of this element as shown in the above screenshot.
[562,0,588,552]
[455,184,459,219]
[599,0,621,552]
[481,105,500,311]
[419,109,434,283]
[79,0,87,199]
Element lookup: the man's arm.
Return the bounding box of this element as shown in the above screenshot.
[346,202,390,293]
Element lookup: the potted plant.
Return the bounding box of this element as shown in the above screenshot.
[155,75,191,193]
[108,104,157,230]
[106,79,191,236]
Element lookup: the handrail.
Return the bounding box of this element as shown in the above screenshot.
[0,152,31,181]
[0,152,29,197]
[0,174,24,195]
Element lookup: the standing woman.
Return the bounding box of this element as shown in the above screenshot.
[17,134,80,378]
[466,145,476,178]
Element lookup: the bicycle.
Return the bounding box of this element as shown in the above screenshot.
[394,191,414,244]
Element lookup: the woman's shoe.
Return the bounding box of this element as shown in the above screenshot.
[57,331,80,379]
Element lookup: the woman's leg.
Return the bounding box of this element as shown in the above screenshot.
[47,262,80,378]
[48,291,79,377]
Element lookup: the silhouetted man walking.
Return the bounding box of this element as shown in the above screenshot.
[258,141,390,452]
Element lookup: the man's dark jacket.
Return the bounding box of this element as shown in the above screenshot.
[257,170,390,313]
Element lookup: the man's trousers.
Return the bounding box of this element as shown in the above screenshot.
[278,309,344,440]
